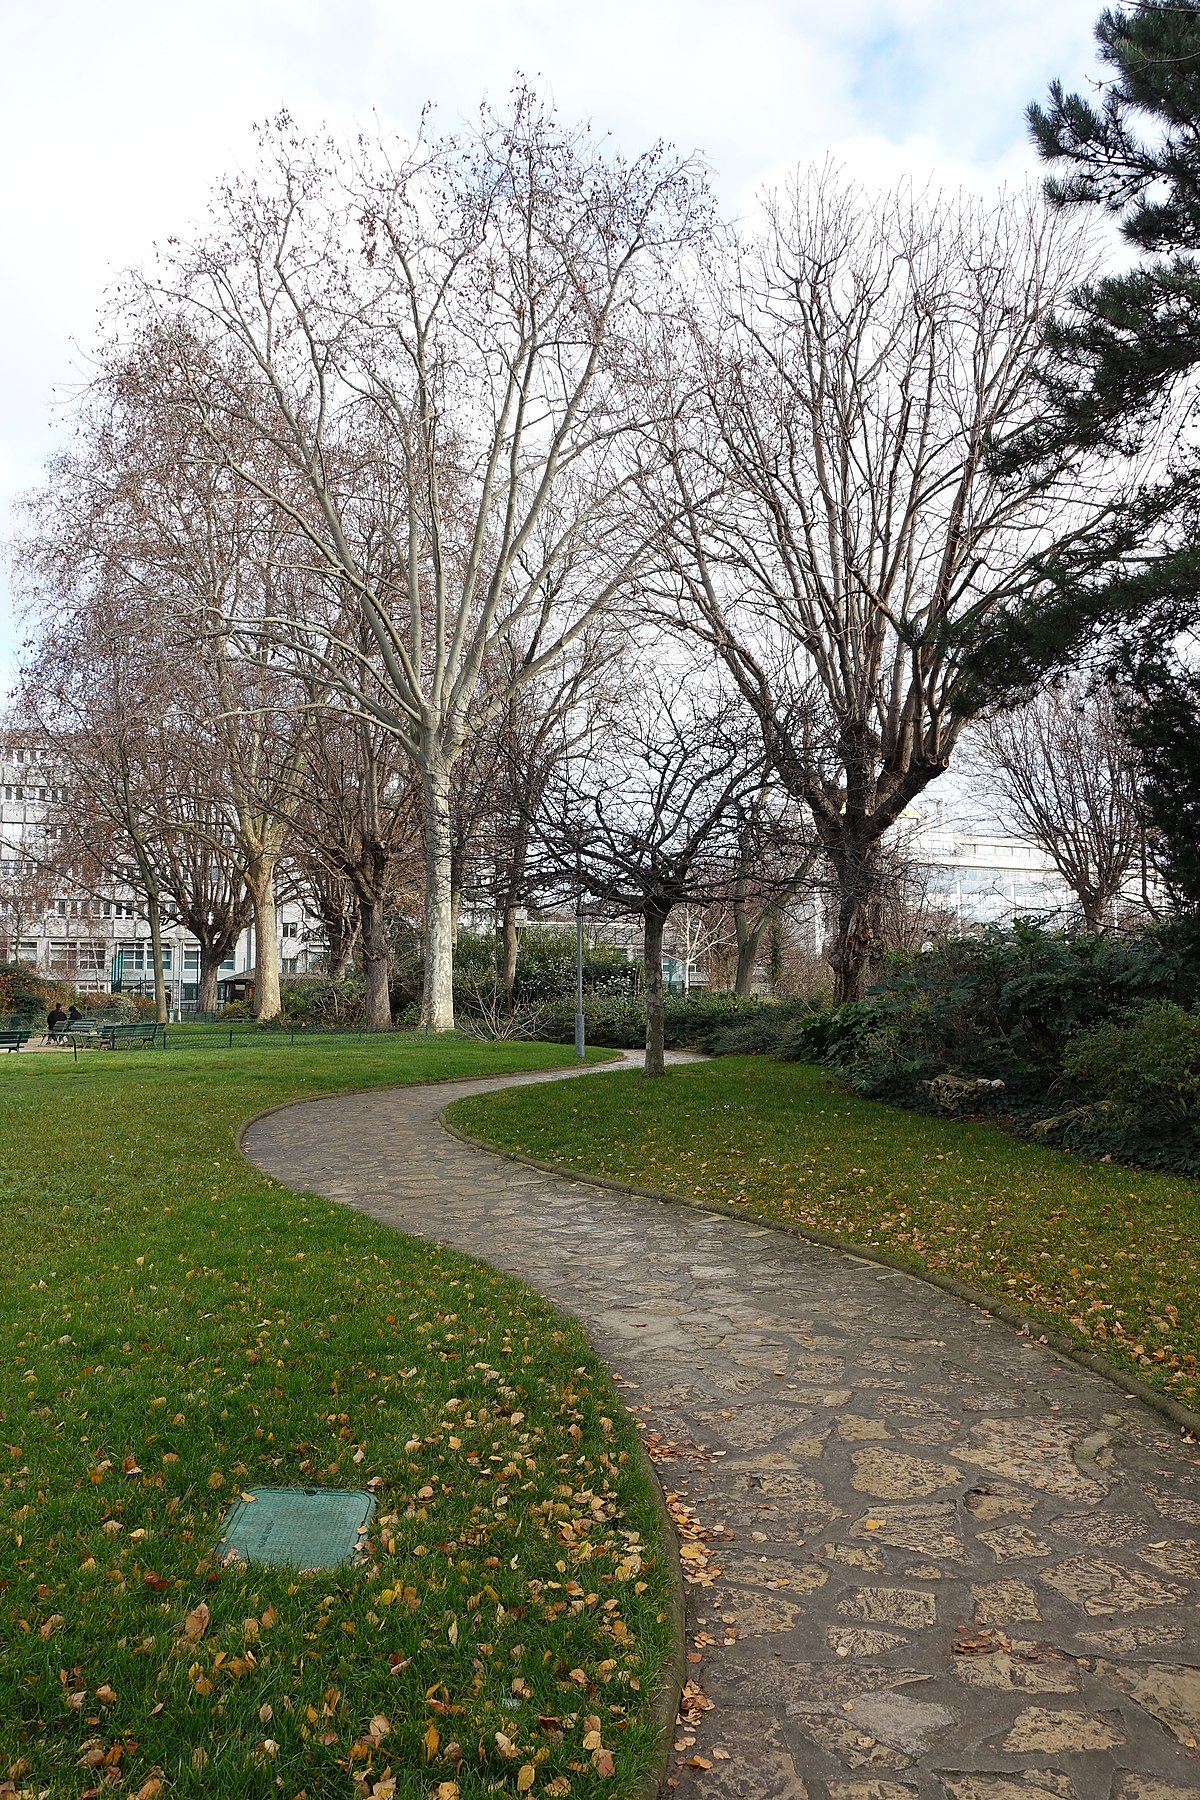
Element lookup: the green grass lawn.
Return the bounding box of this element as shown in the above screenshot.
[448,1057,1200,1409]
[0,1040,672,1800]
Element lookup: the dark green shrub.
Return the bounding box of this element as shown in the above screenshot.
[800,924,1192,1102]
[453,925,636,1016]
[512,925,635,1004]
[537,995,646,1048]
[278,976,366,1027]
[1064,1003,1200,1130]
[530,990,811,1053]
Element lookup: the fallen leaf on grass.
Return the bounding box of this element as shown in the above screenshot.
[181,1601,209,1641]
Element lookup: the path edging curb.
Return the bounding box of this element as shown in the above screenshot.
[439,1113,1200,1444]
[633,1440,687,1800]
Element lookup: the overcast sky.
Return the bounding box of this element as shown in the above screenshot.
[1,0,1105,685]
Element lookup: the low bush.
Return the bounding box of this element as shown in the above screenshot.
[796,923,1194,1104]
[790,924,1200,1176]
[537,994,646,1047]
[0,960,69,1027]
[278,974,366,1027]
[92,991,155,1022]
[1064,1002,1200,1131]
[532,989,812,1053]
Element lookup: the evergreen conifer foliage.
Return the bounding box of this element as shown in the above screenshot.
[1028,1,1200,456]
[965,1,1200,909]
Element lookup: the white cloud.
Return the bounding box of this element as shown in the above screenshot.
[0,0,1103,677]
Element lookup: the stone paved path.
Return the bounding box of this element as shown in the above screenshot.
[243,1055,1200,1800]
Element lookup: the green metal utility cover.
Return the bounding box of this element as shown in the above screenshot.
[216,1487,376,1569]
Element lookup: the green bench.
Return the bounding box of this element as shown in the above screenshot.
[99,1021,165,1050]
[0,1030,30,1053]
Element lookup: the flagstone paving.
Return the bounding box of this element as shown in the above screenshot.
[242,1054,1200,1800]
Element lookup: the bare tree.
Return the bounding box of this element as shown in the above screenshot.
[289,702,423,1028]
[132,93,710,1029]
[457,630,619,1008]
[0,821,54,967]
[967,680,1146,932]
[659,171,1107,1001]
[17,342,317,1019]
[538,665,763,1075]
[723,788,820,996]
[154,796,253,1013]
[13,594,177,1021]
[292,855,359,978]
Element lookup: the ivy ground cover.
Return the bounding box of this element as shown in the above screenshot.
[448,1057,1200,1409]
[0,1041,672,1800]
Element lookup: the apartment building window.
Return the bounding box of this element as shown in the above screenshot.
[122,944,173,973]
[49,941,107,977]
[281,921,300,940]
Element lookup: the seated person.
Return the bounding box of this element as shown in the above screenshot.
[46,1004,68,1037]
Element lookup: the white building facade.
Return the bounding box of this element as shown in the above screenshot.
[0,742,323,1011]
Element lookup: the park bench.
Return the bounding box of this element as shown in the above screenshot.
[0,1030,30,1053]
[48,1020,103,1061]
[99,1021,164,1051]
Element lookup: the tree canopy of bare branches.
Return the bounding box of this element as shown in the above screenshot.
[536,663,765,1074]
[125,91,712,1028]
[659,169,1108,1000]
[968,679,1147,932]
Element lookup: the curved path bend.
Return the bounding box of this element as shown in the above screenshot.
[243,1054,1200,1800]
